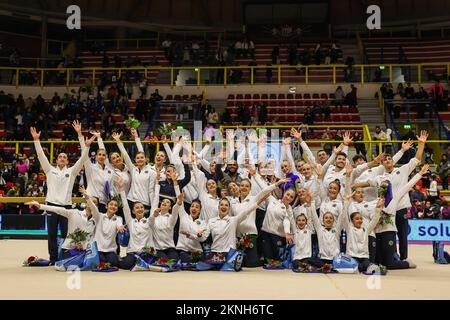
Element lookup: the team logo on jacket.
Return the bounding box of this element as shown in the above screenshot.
[388,240,394,246]
[145,171,149,174]
[196,220,201,225]
[281,206,285,210]
[364,204,368,208]
[65,174,70,177]
[303,230,307,234]
[108,170,111,174]
[396,171,400,175]
[332,204,337,207]
[142,219,147,224]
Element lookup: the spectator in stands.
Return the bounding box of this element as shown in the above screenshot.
[324,49,331,65]
[242,39,249,58]
[410,199,424,219]
[346,84,358,111]
[206,107,219,127]
[334,86,345,107]
[9,49,20,67]
[221,108,232,125]
[373,126,387,154]
[411,184,425,202]
[321,129,333,156]
[235,40,243,59]
[259,104,268,125]
[428,174,439,203]
[271,46,280,65]
[424,200,439,219]
[427,79,444,112]
[330,43,339,63]
[301,48,311,66]
[192,42,200,64]
[161,39,172,59]
[288,44,297,65]
[304,107,314,126]
[249,39,255,60]
[441,201,450,219]
[314,43,322,65]
[102,53,110,68]
[438,154,449,190]
[114,55,122,68]
[393,91,403,119]
[183,45,191,65]
[62,122,75,141]
[353,131,367,157]
[320,100,331,121]
[405,82,415,99]
[266,64,273,83]
[397,83,405,97]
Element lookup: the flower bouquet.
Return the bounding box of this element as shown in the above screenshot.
[137,247,157,264]
[191,251,203,263]
[92,261,118,272]
[155,122,174,138]
[68,228,90,252]
[23,256,50,267]
[263,259,285,270]
[321,263,334,273]
[124,117,141,129]
[363,264,388,276]
[148,257,180,272]
[236,234,257,251]
[378,212,394,226]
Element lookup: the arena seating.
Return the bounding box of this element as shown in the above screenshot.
[226,92,361,126]
[364,38,450,77]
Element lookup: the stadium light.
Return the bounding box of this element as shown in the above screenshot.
[379,65,385,70]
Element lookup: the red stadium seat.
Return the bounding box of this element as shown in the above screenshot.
[227,94,235,100]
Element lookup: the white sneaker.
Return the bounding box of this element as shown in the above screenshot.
[406,259,417,269]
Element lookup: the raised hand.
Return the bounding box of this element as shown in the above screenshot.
[417,130,428,144]
[72,120,82,135]
[345,163,354,176]
[290,127,302,141]
[226,130,235,140]
[342,190,356,201]
[276,178,291,186]
[373,152,385,164]
[343,131,353,146]
[245,164,257,177]
[177,192,185,205]
[419,164,430,175]
[112,132,122,141]
[130,128,139,139]
[153,208,161,217]
[333,143,345,155]
[401,139,413,152]
[114,176,125,191]
[117,225,126,233]
[313,163,324,178]
[30,127,41,140]
[25,201,41,209]
[89,130,101,139]
[161,134,168,144]
[85,135,96,147]
[304,190,313,205]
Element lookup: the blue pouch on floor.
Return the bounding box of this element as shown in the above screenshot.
[280,245,295,269]
[220,249,244,272]
[148,258,181,272]
[332,253,358,274]
[118,228,130,247]
[79,241,100,271]
[131,255,151,272]
[55,252,86,272]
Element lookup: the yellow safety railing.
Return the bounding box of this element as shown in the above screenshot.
[1,62,450,88]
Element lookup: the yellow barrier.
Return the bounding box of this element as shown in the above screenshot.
[0,197,84,204]
[1,62,450,88]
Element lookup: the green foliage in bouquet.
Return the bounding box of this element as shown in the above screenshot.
[155,122,175,137]
[68,228,90,244]
[124,117,141,129]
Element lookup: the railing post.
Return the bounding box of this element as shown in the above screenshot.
[251,67,254,85]
[15,142,19,154]
[333,66,336,84]
[92,69,96,87]
[389,64,393,82]
[66,68,70,87]
[224,67,227,87]
[119,68,122,78]
[40,69,44,88]
[50,142,54,165]
[278,66,281,85]
[170,67,174,87]
[197,67,200,87]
